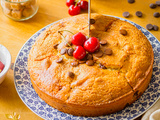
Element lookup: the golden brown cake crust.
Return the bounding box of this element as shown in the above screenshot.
[28,14,154,116]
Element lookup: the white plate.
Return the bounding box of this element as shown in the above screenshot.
[14,16,160,120]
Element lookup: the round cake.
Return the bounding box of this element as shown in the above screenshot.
[28,14,154,116]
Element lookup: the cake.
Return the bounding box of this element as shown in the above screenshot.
[28,14,154,116]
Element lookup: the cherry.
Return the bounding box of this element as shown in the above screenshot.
[73,46,86,60]
[0,61,4,73]
[78,0,88,10]
[71,32,86,46]
[68,5,81,16]
[84,37,100,53]
[66,0,75,7]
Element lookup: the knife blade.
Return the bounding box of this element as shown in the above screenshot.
[88,0,91,37]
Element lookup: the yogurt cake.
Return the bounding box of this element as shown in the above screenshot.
[28,14,154,116]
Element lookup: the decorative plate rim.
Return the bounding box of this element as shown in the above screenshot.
[14,15,160,120]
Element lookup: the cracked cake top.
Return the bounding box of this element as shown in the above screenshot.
[28,14,153,106]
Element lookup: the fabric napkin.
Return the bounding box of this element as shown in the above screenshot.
[141,98,160,120]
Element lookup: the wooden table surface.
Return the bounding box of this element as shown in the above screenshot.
[0,0,159,119]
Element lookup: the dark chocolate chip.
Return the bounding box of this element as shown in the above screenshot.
[149,3,157,8]
[123,12,130,18]
[100,40,108,45]
[60,48,67,55]
[104,48,113,55]
[65,41,72,47]
[90,19,95,24]
[156,1,160,6]
[127,0,135,3]
[86,53,93,60]
[101,65,107,69]
[68,71,75,78]
[135,11,142,17]
[93,50,103,58]
[153,25,159,31]
[56,57,63,63]
[99,63,107,69]
[153,12,160,18]
[146,24,153,30]
[86,60,94,66]
[67,48,74,56]
[79,60,86,64]
[53,43,59,49]
[119,29,127,36]
[80,56,87,61]
[71,60,79,67]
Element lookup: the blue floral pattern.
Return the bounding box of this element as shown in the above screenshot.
[14,17,160,120]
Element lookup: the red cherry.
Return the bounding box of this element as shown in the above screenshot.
[84,37,100,53]
[0,61,5,73]
[73,46,86,60]
[78,1,88,10]
[68,5,81,16]
[66,0,75,7]
[71,32,87,46]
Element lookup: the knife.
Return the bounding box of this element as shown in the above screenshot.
[88,0,91,37]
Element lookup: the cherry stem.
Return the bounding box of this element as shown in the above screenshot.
[74,0,80,6]
[58,30,74,35]
[58,31,75,50]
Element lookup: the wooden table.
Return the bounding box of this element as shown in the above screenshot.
[0,0,159,119]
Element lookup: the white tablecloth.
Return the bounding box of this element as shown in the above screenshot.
[142,98,160,120]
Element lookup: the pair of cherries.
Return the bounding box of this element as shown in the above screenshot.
[66,0,88,16]
[71,32,100,59]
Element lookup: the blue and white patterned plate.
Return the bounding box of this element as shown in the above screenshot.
[14,16,160,120]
